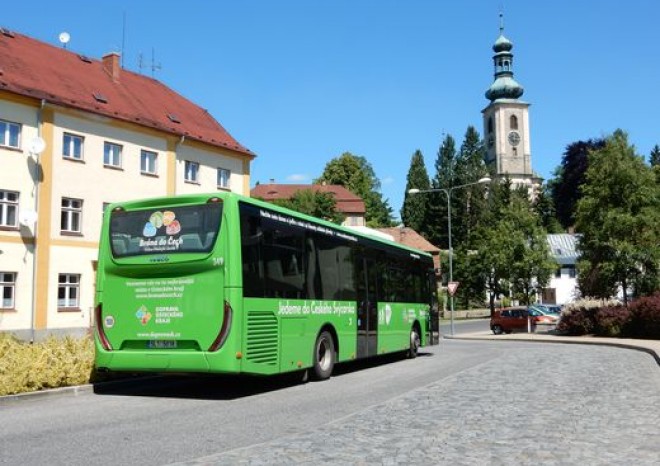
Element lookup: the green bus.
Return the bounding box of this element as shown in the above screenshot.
[94,192,437,380]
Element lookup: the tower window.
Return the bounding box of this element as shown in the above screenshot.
[510,115,518,130]
[488,117,493,134]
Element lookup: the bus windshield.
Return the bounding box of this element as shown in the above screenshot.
[109,202,222,257]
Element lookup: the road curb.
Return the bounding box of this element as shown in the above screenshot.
[444,333,660,366]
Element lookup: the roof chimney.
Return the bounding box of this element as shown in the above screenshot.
[102,52,121,81]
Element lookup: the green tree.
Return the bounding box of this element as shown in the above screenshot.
[425,135,457,247]
[401,149,431,233]
[271,189,345,224]
[533,184,563,233]
[507,196,556,305]
[452,126,489,247]
[549,138,605,229]
[575,130,660,303]
[316,152,394,227]
[650,144,660,167]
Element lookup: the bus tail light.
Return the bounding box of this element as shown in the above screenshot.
[208,300,233,352]
[95,304,113,351]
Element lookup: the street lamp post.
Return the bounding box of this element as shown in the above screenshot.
[408,177,491,336]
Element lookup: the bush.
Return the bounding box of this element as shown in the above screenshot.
[0,334,94,396]
[628,293,660,339]
[594,304,632,337]
[557,306,596,335]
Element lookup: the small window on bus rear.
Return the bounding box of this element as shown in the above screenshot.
[109,203,222,257]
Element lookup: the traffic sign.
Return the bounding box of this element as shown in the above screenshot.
[447,282,460,296]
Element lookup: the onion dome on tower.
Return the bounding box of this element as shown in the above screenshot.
[485,14,524,101]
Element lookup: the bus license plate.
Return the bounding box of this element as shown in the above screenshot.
[147,340,177,349]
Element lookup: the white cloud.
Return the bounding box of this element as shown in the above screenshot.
[381,176,395,185]
[286,174,310,182]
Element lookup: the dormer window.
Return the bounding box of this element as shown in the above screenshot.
[93,92,108,104]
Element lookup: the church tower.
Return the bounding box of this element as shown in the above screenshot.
[482,15,540,190]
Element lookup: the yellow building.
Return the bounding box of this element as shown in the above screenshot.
[0,28,254,340]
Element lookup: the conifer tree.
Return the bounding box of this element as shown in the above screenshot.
[401,150,431,233]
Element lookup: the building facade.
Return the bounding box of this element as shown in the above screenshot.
[0,28,253,340]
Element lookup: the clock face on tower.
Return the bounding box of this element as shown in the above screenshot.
[508,131,520,146]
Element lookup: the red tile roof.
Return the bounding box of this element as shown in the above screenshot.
[251,184,366,214]
[376,227,440,253]
[0,28,252,157]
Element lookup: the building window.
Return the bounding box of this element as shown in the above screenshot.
[140,150,158,175]
[510,115,518,130]
[555,267,562,278]
[103,142,122,168]
[0,119,20,149]
[63,133,84,160]
[0,272,16,309]
[568,266,577,278]
[61,197,83,233]
[58,274,80,308]
[0,190,19,228]
[217,168,230,189]
[184,161,199,183]
[488,117,493,134]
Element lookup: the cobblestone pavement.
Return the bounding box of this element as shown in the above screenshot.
[170,343,660,466]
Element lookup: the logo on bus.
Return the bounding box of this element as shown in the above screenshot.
[136,305,152,325]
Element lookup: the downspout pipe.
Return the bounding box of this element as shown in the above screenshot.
[30,99,46,342]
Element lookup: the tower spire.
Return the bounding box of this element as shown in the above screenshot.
[485,14,524,102]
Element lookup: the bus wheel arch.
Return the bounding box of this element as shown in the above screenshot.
[312,325,337,381]
[408,321,421,359]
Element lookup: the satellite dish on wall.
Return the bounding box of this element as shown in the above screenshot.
[28,137,46,155]
[59,32,70,48]
[19,210,38,227]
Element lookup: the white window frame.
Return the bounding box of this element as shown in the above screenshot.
[184,161,200,183]
[0,272,16,309]
[63,133,84,160]
[140,150,158,175]
[61,197,83,233]
[0,119,21,149]
[217,168,230,189]
[103,142,122,168]
[0,190,19,228]
[58,273,80,309]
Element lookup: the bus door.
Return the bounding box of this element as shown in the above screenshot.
[356,257,378,359]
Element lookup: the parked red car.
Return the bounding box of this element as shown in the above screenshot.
[490,307,556,334]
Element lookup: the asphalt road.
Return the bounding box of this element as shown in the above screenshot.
[1,337,658,465]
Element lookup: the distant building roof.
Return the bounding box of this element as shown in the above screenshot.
[0,28,252,157]
[376,227,440,255]
[250,183,366,215]
[547,234,580,265]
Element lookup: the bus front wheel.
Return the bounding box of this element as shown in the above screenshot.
[312,331,335,380]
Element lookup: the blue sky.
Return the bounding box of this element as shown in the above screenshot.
[4,1,659,220]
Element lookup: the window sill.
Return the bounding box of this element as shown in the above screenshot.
[0,145,22,153]
[63,156,85,163]
[103,164,124,171]
[0,308,17,313]
[185,180,201,185]
[0,225,19,231]
[141,172,159,178]
[57,307,81,313]
[217,186,231,191]
[60,231,84,237]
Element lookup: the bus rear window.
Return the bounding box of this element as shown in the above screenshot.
[109,203,222,257]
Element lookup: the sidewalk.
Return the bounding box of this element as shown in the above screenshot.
[445,328,660,365]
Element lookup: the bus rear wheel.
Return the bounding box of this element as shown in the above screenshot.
[312,331,335,380]
[407,326,420,359]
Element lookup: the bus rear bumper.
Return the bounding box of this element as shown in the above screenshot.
[95,350,212,373]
